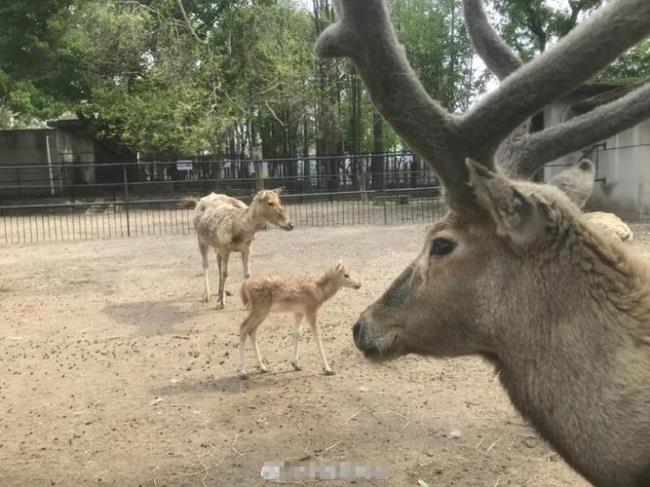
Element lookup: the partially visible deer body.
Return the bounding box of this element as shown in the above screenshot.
[237,262,361,379]
[583,211,633,242]
[547,161,634,243]
[316,1,650,485]
[180,189,293,309]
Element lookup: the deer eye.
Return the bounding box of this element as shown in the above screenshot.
[430,237,455,256]
[344,273,350,278]
[266,201,273,206]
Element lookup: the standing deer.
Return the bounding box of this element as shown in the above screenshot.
[180,189,293,308]
[315,1,650,486]
[237,262,361,379]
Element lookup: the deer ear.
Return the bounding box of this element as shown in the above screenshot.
[467,159,544,247]
[548,159,595,210]
[335,259,343,271]
[271,186,285,194]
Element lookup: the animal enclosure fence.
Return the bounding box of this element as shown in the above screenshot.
[0,153,446,244]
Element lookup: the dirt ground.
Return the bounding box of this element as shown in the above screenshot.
[2,223,648,486]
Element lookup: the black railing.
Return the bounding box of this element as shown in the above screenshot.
[0,153,445,243]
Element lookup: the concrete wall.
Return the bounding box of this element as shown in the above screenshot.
[543,103,650,212]
[0,125,100,199]
[52,126,96,185]
[0,129,55,197]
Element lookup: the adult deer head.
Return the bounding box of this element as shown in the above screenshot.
[252,188,294,231]
[317,1,650,485]
[316,0,650,357]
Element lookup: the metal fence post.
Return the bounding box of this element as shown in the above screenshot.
[123,164,131,237]
[382,154,388,224]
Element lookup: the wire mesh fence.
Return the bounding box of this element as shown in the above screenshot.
[1,153,446,244]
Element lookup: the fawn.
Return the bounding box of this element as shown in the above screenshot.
[237,261,361,379]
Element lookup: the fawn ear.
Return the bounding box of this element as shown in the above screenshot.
[467,159,544,248]
[335,259,343,271]
[548,159,595,209]
[271,186,285,194]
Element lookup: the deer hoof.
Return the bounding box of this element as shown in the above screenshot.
[225,290,233,297]
[202,296,209,303]
[291,361,302,371]
[259,367,269,373]
[323,369,335,376]
[216,301,225,310]
[238,371,249,380]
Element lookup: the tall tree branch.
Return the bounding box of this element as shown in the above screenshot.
[462,0,522,81]
[176,0,206,44]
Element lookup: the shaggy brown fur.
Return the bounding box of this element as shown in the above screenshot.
[317,1,650,485]
[354,162,650,487]
[237,262,361,379]
[183,189,293,309]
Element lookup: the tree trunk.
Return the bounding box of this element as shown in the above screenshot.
[350,67,363,190]
[372,110,384,190]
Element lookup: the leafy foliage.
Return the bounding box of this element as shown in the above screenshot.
[9,0,642,160]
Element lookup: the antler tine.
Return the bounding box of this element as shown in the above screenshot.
[463,0,650,179]
[462,0,531,177]
[462,0,522,81]
[459,0,650,163]
[315,0,478,210]
[513,82,650,178]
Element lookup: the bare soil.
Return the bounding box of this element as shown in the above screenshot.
[2,223,647,486]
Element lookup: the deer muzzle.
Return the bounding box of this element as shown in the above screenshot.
[280,222,294,231]
[352,318,381,359]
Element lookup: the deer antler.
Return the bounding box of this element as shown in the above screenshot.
[514,83,650,177]
[459,0,650,161]
[317,0,650,209]
[316,0,471,209]
[462,0,650,178]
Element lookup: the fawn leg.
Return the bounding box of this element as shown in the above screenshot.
[250,329,268,372]
[237,303,270,378]
[306,311,334,375]
[238,329,249,379]
[290,313,304,371]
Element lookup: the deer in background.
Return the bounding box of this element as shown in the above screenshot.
[546,160,634,243]
[315,0,650,485]
[180,189,293,309]
[237,261,361,379]
[582,211,633,242]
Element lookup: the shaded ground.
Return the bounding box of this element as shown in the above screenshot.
[4,223,647,486]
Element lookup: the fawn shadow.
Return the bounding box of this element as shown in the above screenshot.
[153,368,323,397]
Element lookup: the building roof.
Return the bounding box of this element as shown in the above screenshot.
[562,79,649,114]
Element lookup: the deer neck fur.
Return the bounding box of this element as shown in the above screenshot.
[490,221,650,485]
[241,201,270,232]
[315,271,344,304]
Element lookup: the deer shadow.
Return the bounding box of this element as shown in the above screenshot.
[103,297,213,336]
[153,368,324,397]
